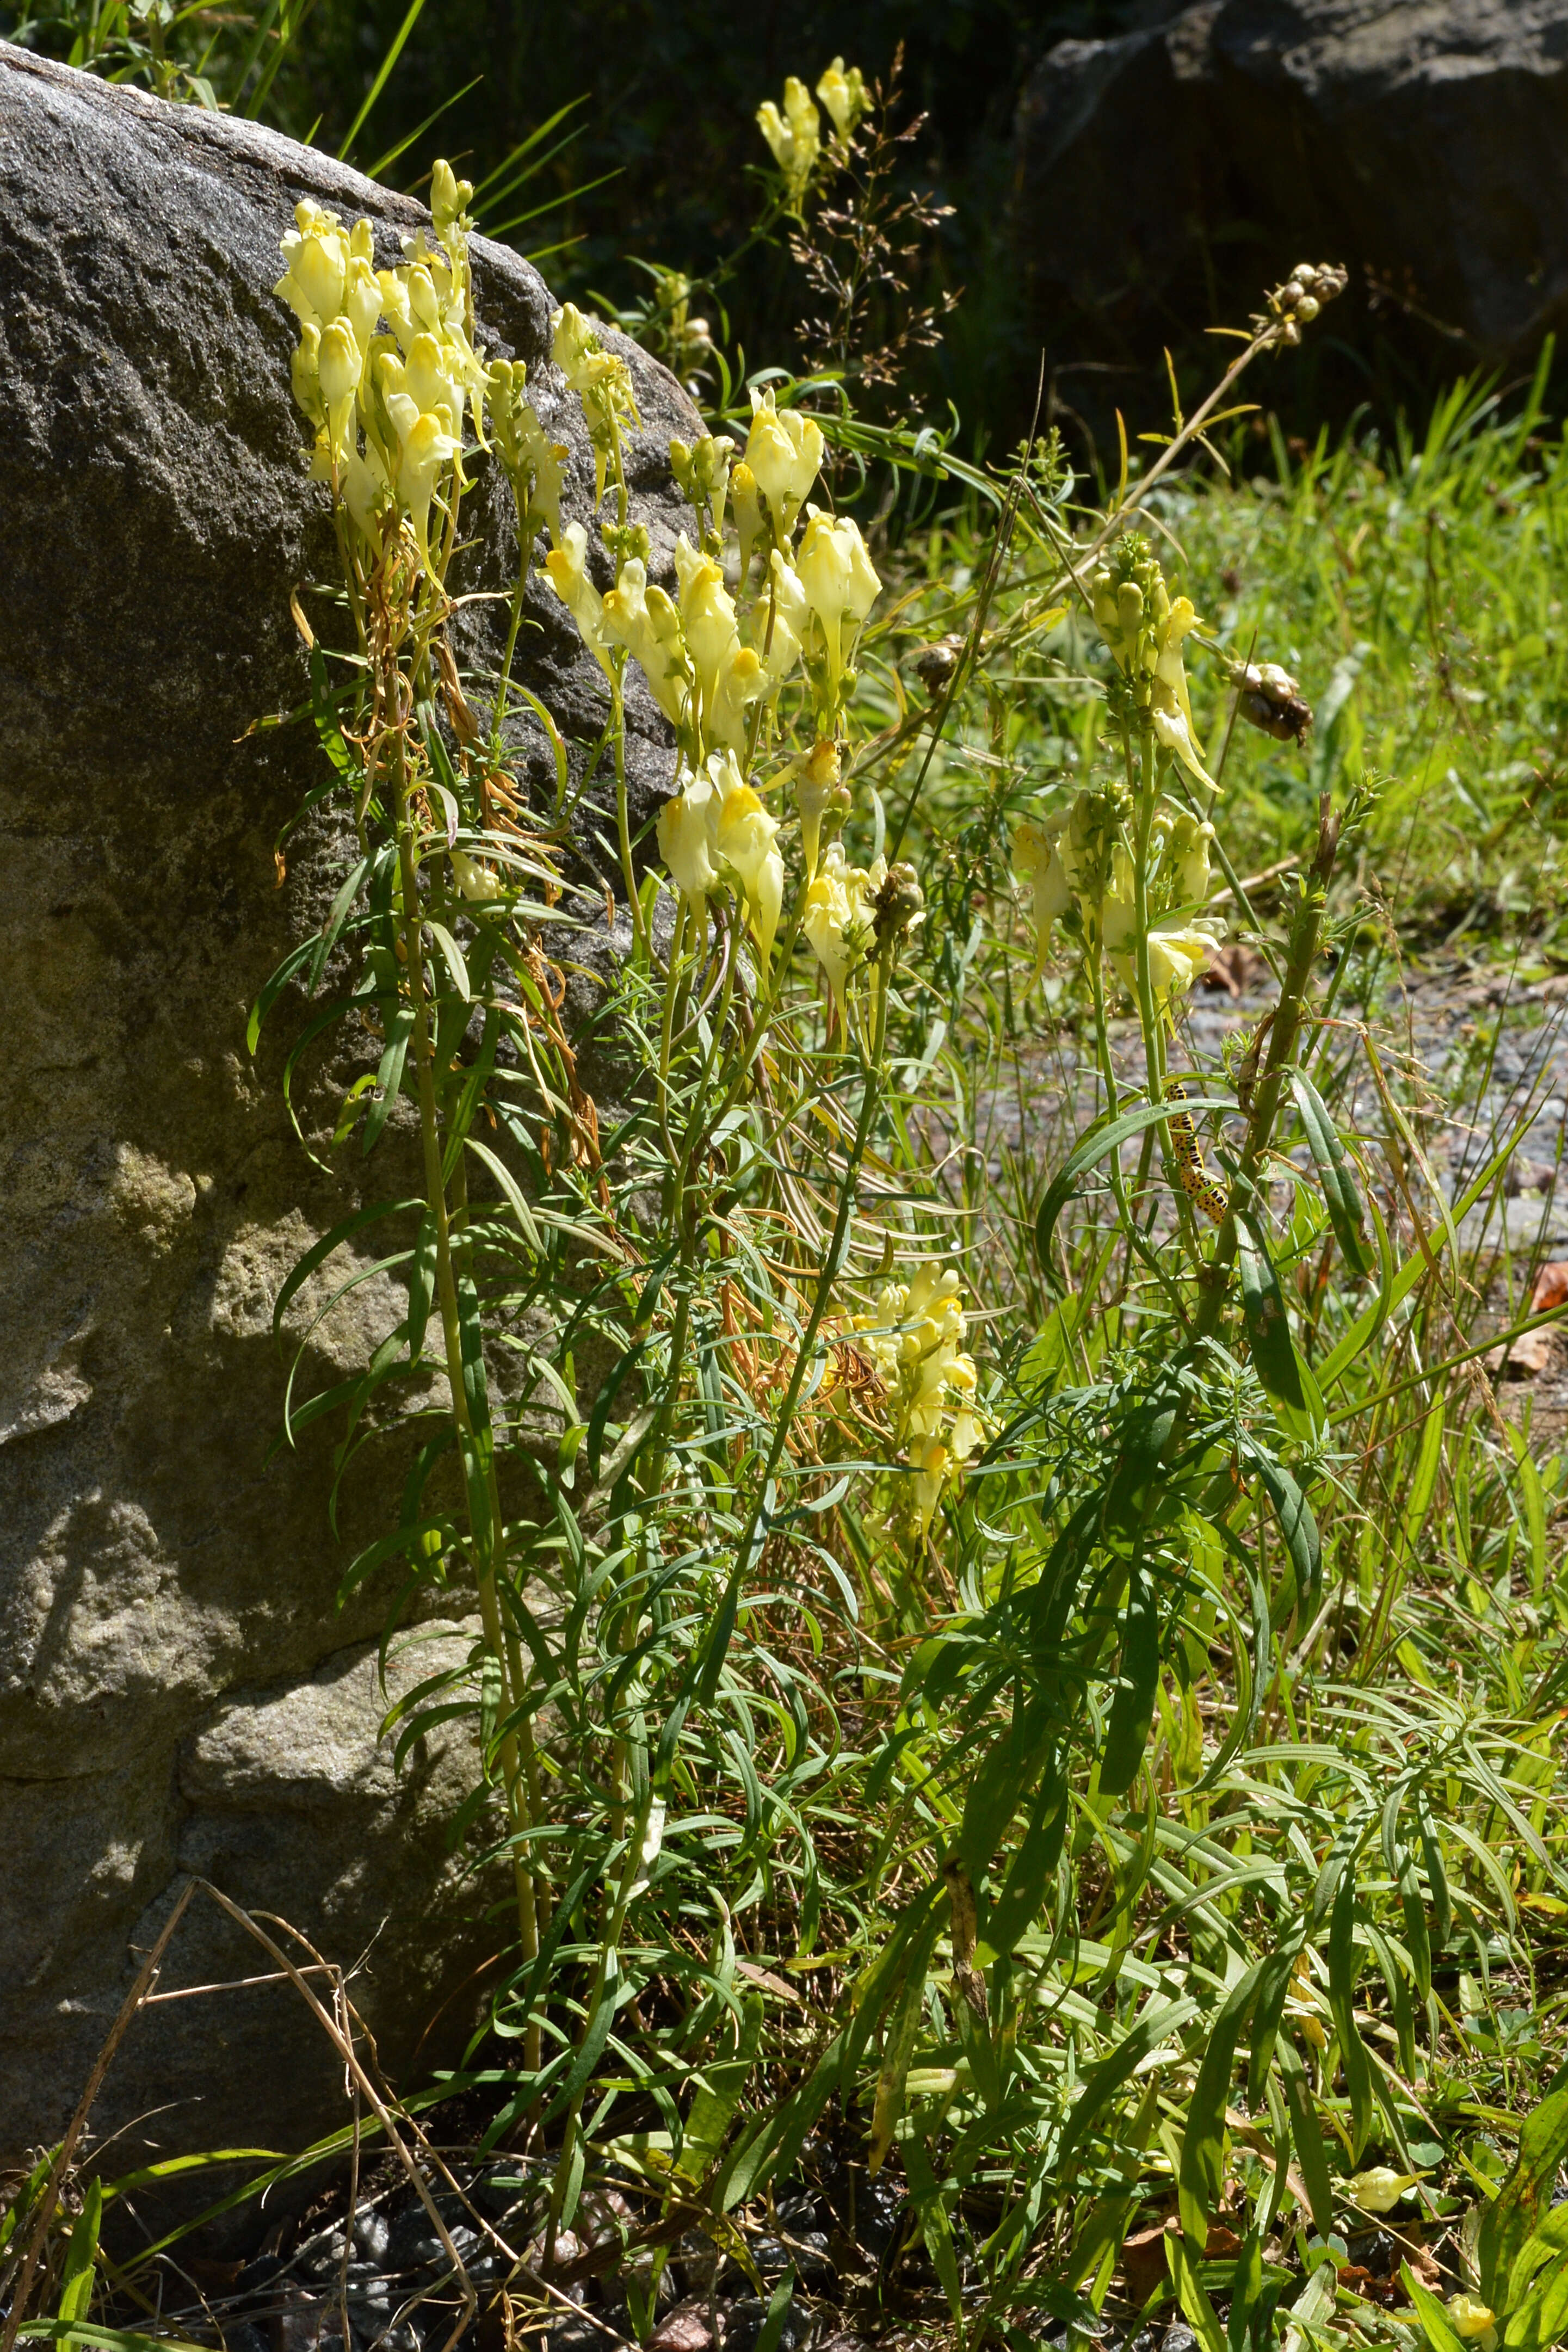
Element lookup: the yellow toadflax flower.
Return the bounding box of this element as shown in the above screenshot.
[756,75,822,211]
[862,1265,986,1537]
[803,842,882,1033]
[602,558,691,732]
[712,752,785,964]
[1013,816,1072,972]
[1445,2297,1496,2348]
[657,768,722,922]
[743,391,825,547]
[793,738,845,879]
[817,57,869,143]
[545,522,614,682]
[797,508,881,702]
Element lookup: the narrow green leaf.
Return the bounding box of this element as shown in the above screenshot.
[1180,1963,1261,2244]
[1291,1070,1373,1277]
[1100,1562,1160,1796]
[1478,2067,1568,2309]
[1237,1215,1307,1416]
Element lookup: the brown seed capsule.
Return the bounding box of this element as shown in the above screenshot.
[915,634,965,697]
[873,860,925,946]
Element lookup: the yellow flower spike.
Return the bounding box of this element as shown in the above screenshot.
[544,521,615,681]
[1446,2297,1496,2344]
[744,391,825,546]
[551,303,640,508]
[797,507,881,700]
[816,57,868,141]
[794,738,842,878]
[601,558,691,732]
[756,75,822,209]
[713,756,785,964]
[1013,816,1072,972]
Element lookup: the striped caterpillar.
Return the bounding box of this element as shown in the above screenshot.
[1166,1080,1227,1225]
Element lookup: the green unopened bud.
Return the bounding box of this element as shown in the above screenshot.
[1116,581,1144,640]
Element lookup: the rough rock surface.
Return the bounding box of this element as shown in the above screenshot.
[1015,0,1568,373]
[0,44,695,2176]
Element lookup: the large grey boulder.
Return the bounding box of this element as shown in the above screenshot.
[1014,0,1568,376]
[0,44,694,2183]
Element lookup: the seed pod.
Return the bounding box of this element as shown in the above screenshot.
[915,634,964,697]
[1232,658,1313,744]
[873,860,924,946]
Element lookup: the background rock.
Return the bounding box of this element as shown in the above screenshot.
[0,44,694,2182]
[1014,0,1568,415]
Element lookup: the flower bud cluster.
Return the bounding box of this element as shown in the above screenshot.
[858,1266,985,1538]
[551,303,641,511]
[1264,260,1348,346]
[1090,541,1214,788]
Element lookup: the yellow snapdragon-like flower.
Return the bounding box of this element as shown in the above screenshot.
[743,391,825,546]
[545,522,614,681]
[450,849,502,903]
[817,57,868,141]
[712,753,785,964]
[275,200,349,329]
[601,558,690,730]
[802,842,882,1031]
[1170,807,1214,906]
[1013,816,1072,972]
[748,549,811,692]
[756,74,822,210]
[657,768,722,918]
[731,462,766,584]
[1143,921,1225,1005]
[1446,2298,1497,2347]
[861,1265,985,1537]
[797,507,881,700]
